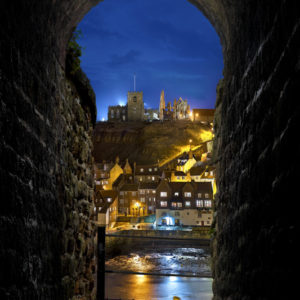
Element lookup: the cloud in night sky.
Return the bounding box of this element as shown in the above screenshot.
[78,0,224,120]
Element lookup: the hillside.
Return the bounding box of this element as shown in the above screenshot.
[92,120,213,165]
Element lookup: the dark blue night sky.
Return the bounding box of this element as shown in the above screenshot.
[78,0,223,121]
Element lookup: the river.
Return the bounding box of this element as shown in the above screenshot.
[106,273,213,300]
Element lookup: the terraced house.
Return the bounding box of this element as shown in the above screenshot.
[156,181,213,226]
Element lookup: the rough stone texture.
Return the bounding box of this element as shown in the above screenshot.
[0,0,299,299]
[0,1,98,299]
[206,1,299,299]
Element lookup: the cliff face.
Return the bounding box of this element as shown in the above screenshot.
[93,121,213,165]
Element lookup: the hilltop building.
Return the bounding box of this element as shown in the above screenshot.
[127,91,144,121]
[159,90,191,121]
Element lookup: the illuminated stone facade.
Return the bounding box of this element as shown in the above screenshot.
[108,105,127,122]
[159,90,191,121]
[127,91,144,121]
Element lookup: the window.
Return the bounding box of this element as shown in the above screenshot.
[160,201,167,207]
[153,197,156,202]
[210,171,214,176]
[120,191,124,195]
[119,199,124,204]
[186,212,190,215]
[154,168,157,171]
[160,191,167,197]
[182,176,185,180]
[152,191,156,194]
[177,202,182,208]
[198,211,202,217]
[177,176,180,180]
[140,168,144,172]
[196,176,199,180]
[149,168,152,172]
[140,190,145,194]
[205,172,208,176]
[171,202,177,208]
[204,200,212,207]
[152,176,155,181]
[184,192,191,197]
[196,200,204,207]
[147,176,151,180]
[133,96,137,102]
[185,201,191,207]
[140,197,145,202]
[132,192,136,196]
[175,212,180,216]
[140,177,143,181]
[198,193,202,198]
[205,193,209,198]
[174,192,179,196]
[107,198,112,203]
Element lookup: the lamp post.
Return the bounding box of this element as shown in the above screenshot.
[189,139,192,151]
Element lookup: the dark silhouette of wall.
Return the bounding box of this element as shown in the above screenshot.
[0,0,298,299]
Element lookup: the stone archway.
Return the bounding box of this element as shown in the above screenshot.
[0,1,299,299]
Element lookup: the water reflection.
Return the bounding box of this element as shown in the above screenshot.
[106,273,213,300]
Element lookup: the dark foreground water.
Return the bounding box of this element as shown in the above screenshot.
[106,273,213,300]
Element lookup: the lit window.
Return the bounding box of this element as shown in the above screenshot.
[160,201,167,207]
[198,193,202,198]
[185,201,191,207]
[140,178,143,181]
[140,168,144,172]
[140,197,145,202]
[177,176,180,180]
[154,168,157,171]
[205,172,208,176]
[132,192,136,196]
[153,198,156,202]
[149,168,152,172]
[204,200,212,207]
[152,176,155,181]
[184,192,191,197]
[119,199,124,204]
[177,202,182,207]
[120,191,124,195]
[196,200,203,207]
[174,192,179,196]
[140,190,145,194]
[160,191,167,197]
[196,176,199,180]
[210,171,214,176]
[182,176,185,180]
[205,193,209,198]
[171,202,177,208]
[152,191,156,194]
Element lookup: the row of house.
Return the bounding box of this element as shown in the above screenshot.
[94,143,216,227]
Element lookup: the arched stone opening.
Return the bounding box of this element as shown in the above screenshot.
[0,1,299,299]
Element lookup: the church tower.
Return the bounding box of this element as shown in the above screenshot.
[159,90,165,120]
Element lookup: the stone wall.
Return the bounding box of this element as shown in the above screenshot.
[0,1,98,298]
[210,1,299,299]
